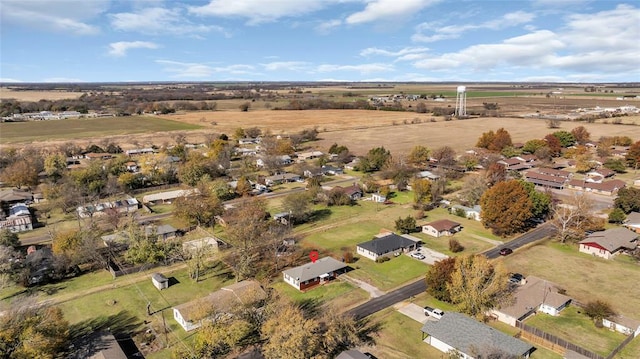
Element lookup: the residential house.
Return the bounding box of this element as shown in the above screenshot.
[497,157,534,171]
[76,197,139,218]
[142,188,199,205]
[0,189,33,213]
[333,184,363,201]
[282,257,347,291]
[602,315,640,337]
[421,312,535,359]
[356,232,418,261]
[182,237,219,254]
[125,148,155,156]
[422,219,462,238]
[84,152,113,161]
[296,150,324,161]
[344,158,360,170]
[524,169,571,189]
[566,179,626,196]
[371,192,387,203]
[173,280,266,331]
[450,204,481,221]
[146,224,177,241]
[321,165,343,175]
[335,350,371,359]
[264,172,302,186]
[416,170,441,180]
[490,276,572,326]
[623,212,640,233]
[579,227,638,259]
[272,212,292,225]
[238,138,259,145]
[256,155,292,168]
[0,202,33,232]
[87,331,128,359]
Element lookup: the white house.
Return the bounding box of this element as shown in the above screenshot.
[602,315,640,337]
[282,257,347,291]
[450,205,482,221]
[623,212,640,233]
[142,188,199,205]
[356,232,418,261]
[421,312,534,359]
[578,227,638,259]
[490,276,572,327]
[173,280,265,331]
[422,219,462,238]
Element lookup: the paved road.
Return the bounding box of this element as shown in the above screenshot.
[483,222,557,259]
[347,279,426,320]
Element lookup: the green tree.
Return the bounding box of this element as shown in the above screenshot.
[614,187,640,214]
[178,159,209,187]
[173,191,223,228]
[395,216,417,234]
[425,257,456,302]
[522,139,547,154]
[0,229,20,249]
[0,160,40,189]
[447,255,511,319]
[328,143,349,155]
[584,300,616,326]
[603,158,626,173]
[522,181,551,220]
[281,191,313,224]
[480,180,533,236]
[358,147,391,172]
[608,208,626,224]
[552,130,576,148]
[43,153,67,182]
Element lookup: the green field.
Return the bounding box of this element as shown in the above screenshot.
[0,116,202,143]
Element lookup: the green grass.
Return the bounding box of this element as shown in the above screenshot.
[0,116,202,143]
[271,280,368,309]
[348,255,429,291]
[525,306,627,356]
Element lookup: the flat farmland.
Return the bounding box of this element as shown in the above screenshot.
[0,88,86,101]
[0,116,202,144]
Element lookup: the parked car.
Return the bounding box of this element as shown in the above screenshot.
[410,252,426,260]
[509,273,524,285]
[499,248,513,256]
[424,306,445,319]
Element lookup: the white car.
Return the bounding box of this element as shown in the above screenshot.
[410,252,426,260]
[424,306,445,319]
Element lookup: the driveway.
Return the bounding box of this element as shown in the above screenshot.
[407,247,449,265]
[395,302,433,324]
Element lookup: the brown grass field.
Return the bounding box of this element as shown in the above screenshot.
[0,88,86,101]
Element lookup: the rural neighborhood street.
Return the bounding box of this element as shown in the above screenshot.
[483,222,557,259]
[347,279,427,320]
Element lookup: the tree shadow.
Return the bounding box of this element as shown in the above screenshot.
[307,208,332,223]
[68,310,142,358]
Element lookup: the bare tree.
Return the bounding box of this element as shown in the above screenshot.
[551,193,599,243]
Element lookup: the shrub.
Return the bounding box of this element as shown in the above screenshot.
[343,251,354,264]
[449,238,464,253]
[375,256,390,263]
[583,300,616,326]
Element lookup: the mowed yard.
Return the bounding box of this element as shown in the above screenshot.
[501,241,640,319]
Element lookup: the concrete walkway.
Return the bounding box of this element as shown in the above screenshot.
[341,275,386,298]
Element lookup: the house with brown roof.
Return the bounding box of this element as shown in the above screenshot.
[566,179,626,196]
[490,276,572,326]
[602,315,640,337]
[333,184,363,200]
[422,219,462,238]
[524,170,570,189]
[579,227,638,259]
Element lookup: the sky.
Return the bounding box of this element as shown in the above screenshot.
[1,0,639,83]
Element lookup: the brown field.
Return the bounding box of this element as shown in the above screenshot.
[0,88,86,101]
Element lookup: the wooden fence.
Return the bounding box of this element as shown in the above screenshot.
[605,333,635,359]
[516,321,605,359]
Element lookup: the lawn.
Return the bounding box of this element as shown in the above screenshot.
[271,280,368,310]
[348,255,429,291]
[502,240,640,319]
[525,306,626,357]
[0,116,202,143]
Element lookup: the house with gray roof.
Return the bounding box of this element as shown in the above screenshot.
[623,212,640,234]
[356,232,418,261]
[282,256,347,291]
[579,227,638,259]
[490,276,572,326]
[335,349,370,359]
[449,204,482,221]
[421,312,535,359]
[146,224,177,241]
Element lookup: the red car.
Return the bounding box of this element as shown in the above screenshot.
[499,248,513,256]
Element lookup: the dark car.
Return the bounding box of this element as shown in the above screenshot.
[499,248,513,256]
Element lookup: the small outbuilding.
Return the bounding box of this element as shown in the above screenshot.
[152,273,169,290]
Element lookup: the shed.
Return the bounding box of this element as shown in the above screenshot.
[152,273,169,290]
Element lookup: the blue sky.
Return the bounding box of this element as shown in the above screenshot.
[1,0,639,83]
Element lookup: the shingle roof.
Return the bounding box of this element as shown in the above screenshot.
[0,189,33,202]
[579,227,638,252]
[624,212,640,225]
[421,312,534,357]
[282,257,347,283]
[357,233,417,256]
[495,276,572,320]
[335,350,370,359]
[425,219,461,232]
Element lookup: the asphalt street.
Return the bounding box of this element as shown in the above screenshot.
[483,222,557,259]
[347,279,426,320]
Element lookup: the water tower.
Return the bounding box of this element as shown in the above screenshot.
[455,85,467,117]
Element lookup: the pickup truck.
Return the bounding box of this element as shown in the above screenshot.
[424,306,444,319]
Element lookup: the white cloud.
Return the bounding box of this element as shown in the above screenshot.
[412,10,536,42]
[156,60,257,78]
[360,47,429,57]
[188,0,328,25]
[0,0,107,35]
[0,78,23,83]
[316,63,395,74]
[346,0,440,25]
[315,19,342,34]
[261,61,311,71]
[108,41,159,57]
[110,7,228,36]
